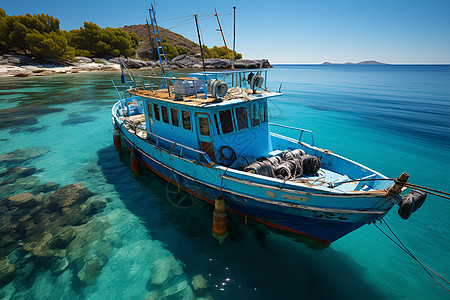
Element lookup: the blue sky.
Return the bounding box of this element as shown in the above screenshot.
[2,0,450,64]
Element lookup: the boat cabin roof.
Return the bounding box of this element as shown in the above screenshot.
[123,68,281,108]
[127,88,280,107]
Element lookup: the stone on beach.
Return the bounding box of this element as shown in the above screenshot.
[1,53,272,78]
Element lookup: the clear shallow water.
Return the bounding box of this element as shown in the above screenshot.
[0,65,449,299]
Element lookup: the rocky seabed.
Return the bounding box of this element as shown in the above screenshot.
[0,147,209,299]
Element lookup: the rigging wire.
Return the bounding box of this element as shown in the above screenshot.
[166,15,217,30]
[167,18,194,30]
[374,220,450,291]
[159,14,194,23]
[160,13,230,23]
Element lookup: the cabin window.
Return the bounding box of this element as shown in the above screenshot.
[153,104,160,121]
[182,110,191,130]
[214,114,221,135]
[147,102,153,118]
[219,109,234,134]
[235,107,248,130]
[251,102,261,127]
[261,102,267,123]
[161,106,169,123]
[199,117,210,136]
[171,108,179,127]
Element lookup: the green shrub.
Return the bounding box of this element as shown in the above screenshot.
[69,22,139,57]
[202,45,242,59]
[0,9,74,59]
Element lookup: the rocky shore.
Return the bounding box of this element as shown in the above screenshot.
[0,54,272,78]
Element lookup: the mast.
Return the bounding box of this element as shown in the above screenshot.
[232,6,236,66]
[214,8,233,69]
[145,19,156,60]
[194,14,206,72]
[194,14,207,99]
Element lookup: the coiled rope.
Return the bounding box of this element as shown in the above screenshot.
[374,220,450,291]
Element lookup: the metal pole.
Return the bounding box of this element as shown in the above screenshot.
[232,6,236,66]
[145,19,156,60]
[194,14,207,98]
[194,14,206,72]
[215,8,233,69]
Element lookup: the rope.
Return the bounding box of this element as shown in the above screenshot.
[328,178,449,200]
[404,183,450,196]
[374,220,450,291]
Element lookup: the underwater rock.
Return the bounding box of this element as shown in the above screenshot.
[150,256,183,285]
[77,259,102,285]
[51,256,69,274]
[61,112,98,126]
[7,192,40,208]
[0,105,63,131]
[9,125,48,135]
[47,182,94,211]
[0,166,38,179]
[66,218,111,264]
[0,147,49,166]
[81,195,107,215]
[0,258,15,287]
[49,226,76,249]
[25,232,55,258]
[0,232,19,259]
[14,176,41,191]
[31,181,60,194]
[191,274,208,290]
[0,181,110,288]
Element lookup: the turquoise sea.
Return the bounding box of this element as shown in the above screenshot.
[0,65,449,299]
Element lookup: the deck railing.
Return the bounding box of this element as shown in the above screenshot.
[144,130,213,164]
[269,123,315,146]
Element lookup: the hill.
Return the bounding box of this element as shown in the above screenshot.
[322,60,388,65]
[121,24,200,59]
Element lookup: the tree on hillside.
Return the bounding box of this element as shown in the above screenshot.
[202,45,242,59]
[69,22,139,57]
[0,8,75,60]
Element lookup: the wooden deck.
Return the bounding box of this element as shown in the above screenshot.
[127,88,273,107]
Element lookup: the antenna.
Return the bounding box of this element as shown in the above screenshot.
[232,6,236,67]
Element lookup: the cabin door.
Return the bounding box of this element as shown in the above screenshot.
[195,113,216,162]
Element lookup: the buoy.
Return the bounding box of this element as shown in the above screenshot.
[113,129,121,150]
[213,195,228,242]
[131,149,140,172]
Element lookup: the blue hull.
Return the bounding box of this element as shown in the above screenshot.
[120,133,386,243]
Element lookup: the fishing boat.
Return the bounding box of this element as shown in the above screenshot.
[110,7,427,244]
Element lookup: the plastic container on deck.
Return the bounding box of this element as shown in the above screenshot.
[174,78,204,95]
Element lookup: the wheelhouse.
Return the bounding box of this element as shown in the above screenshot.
[113,69,282,166]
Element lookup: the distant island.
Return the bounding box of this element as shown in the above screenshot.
[322,60,389,65]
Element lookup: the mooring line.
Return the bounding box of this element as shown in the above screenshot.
[374,220,450,291]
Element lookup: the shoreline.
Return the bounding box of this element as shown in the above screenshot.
[0,54,272,78]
